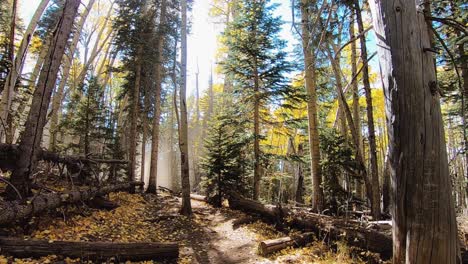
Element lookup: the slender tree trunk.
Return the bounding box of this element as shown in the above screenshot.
[300,0,323,212]
[0,0,50,143]
[179,0,192,215]
[129,45,142,182]
[141,86,149,184]
[0,0,17,142]
[354,0,380,220]
[369,0,460,262]
[5,0,81,200]
[147,0,168,194]
[49,0,96,151]
[170,36,179,191]
[253,58,261,200]
[349,14,363,201]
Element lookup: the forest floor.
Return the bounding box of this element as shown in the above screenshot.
[0,188,375,264]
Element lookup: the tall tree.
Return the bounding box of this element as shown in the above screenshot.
[0,0,50,143]
[353,0,380,220]
[49,0,96,151]
[222,0,291,200]
[5,0,81,200]
[147,0,168,194]
[179,0,192,215]
[0,0,17,142]
[300,0,324,212]
[369,0,460,262]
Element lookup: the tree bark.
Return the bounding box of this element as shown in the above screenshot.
[0,0,50,143]
[369,0,460,262]
[228,192,392,259]
[253,58,261,200]
[5,0,81,200]
[0,0,17,142]
[354,0,381,221]
[0,182,142,225]
[300,0,323,212]
[147,0,168,194]
[128,45,143,183]
[349,14,363,201]
[179,0,192,216]
[0,237,178,261]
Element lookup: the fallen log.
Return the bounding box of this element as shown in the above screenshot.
[0,144,128,171]
[228,192,289,224]
[258,232,314,256]
[228,193,392,259]
[0,182,143,226]
[190,194,206,202]
[0,237,178,261]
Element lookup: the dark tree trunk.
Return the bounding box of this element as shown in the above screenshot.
[5,0,81,200]
[354,0,381,220]
[369,0,460,262]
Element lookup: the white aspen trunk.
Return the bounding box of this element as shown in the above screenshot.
[300,0,323,212]
[179,0,192,215]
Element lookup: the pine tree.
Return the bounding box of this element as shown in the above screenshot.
[201,105,250,207]
[221,0,292,200]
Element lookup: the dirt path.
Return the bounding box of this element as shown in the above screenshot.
[187,200,266,264]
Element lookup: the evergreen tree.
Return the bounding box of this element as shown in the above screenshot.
[201,105,251,207]
[221,0,292,200]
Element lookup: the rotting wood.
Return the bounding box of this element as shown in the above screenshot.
[228,192,392,259]
[0,182,143,225]
[0,237,178,261]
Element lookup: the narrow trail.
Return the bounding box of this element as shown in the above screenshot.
[187,199,265,264]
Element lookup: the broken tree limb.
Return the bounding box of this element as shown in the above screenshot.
[0,237,178,261]
[228,193,392,259]
[258,232,314,256]
[0,182,143,225]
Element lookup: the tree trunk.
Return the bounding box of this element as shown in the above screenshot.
[5,0,81,200]
[354,0,381,221]
[0,237,178,261]
[147,0,168,194]
[0,182,142,225]
[300,0,323,212]
[128,45,143,183]
[349,14,363,201]
[0,0,50,143]
[0,0,17,142]
[49,0,96,151]
[179,0,192,216]
[295,143,304,204]
[369,0,460,262]
[253,59,261,200]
